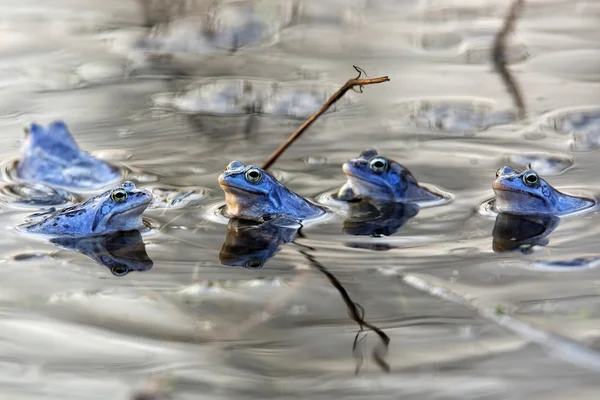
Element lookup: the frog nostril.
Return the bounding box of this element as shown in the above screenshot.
[352,161,359,167]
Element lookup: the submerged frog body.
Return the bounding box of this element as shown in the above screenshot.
[338,149,439,202]
[16,120,121,190]
[19,181,151,237]
[492,166,594,215]
[218,161,325,221]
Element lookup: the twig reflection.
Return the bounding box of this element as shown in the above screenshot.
[295,243,391,374]
[492,0,526,119]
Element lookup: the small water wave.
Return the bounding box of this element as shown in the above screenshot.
[0,183,80,209]
[536,106,600,152]
[530,258,600,272]
[477,192,598,219]
[147,185,209,210]
[152,77,353,119]
[22,60,130,92]
[397,97,517,134]
[0,158,80,209]
[314,184,454,210]
[505,152,574,176]
[133,2,280,55]
[203,200,336,227]
[414,29,528,65]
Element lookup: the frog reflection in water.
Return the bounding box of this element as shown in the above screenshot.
[337,149,439,203]
[18,181,152,237]
[16,120,121,190]
[492,166,594,215]
[492,213,560,254]
[219,216,300,269]
[218,161,325,221]
[343,199,420,237]
[50,230,153,276]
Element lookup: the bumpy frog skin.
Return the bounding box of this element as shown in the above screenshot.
[338,149,439,202]
[16,120,121,190]
[493,166,594,215]
[218,161,325,221]
[18,181,152,236]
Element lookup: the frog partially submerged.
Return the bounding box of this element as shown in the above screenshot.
[337,149,439,202]
[218,161,325,221]
[492,166,594,215]
[16,120,121,190]
[18,181,151,237]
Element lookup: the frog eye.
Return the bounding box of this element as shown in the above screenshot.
[110,188,128,203]
[369,157,389,173]
[245,168,262,184]
[244,258,263,269]
[522,171,539,186]
[111,264,129,276]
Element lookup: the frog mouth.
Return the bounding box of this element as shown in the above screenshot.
[220,184,266,196]
[107,203,150,220]
[493,180,545,202]
[345,172,389,190]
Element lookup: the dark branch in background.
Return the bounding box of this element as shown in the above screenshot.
[295,245,391,374]
[492,0,526,119]
[262,66,390,170]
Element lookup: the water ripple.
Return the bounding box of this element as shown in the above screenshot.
[397,97,517,134]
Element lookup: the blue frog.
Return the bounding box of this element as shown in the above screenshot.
[492,166,594,215]
[18,181,152,237]
[218,161,325,221]
[337,149,440,202]
[16,120,121,190]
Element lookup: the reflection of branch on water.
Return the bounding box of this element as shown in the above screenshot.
[401,273,600,373]
[295,243,391,374]
[492,0,526,119]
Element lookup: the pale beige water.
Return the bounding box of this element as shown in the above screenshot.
[0,0,599,399]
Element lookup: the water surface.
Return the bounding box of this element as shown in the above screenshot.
[0,0,599,398]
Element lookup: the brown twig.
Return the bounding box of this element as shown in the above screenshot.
[261,66,390,170]
[492,0,526,120]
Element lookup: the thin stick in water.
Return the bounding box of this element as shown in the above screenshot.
[261,66,390,170]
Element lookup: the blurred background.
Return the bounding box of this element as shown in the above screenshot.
[0,0,599,398]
